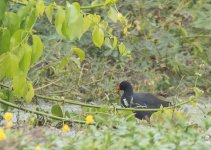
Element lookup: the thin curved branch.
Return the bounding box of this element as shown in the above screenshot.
[0,83,196,112]
[0,98,86,124]
[34,78,63,91]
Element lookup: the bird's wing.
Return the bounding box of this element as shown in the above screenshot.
[132,93,170,108]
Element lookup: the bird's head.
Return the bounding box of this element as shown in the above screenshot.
[116,81,133,92]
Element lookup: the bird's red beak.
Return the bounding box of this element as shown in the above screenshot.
[115,85,120,93]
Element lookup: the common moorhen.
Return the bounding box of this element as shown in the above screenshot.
[116,81,170,123]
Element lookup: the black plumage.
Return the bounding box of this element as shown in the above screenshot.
[117,81,170,122]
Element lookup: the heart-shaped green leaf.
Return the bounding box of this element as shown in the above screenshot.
[51,104,63,117]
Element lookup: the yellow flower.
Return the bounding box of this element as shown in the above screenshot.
[35,145,41,150]
[85,115,94,125]
[0,128,6,141]
[4,112,13,121]
[5,122,14,129]
[62,124,70,132]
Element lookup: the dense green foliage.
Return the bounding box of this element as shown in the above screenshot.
[0,0,130,102]
[0,0,211,149]
[1,118,211,150]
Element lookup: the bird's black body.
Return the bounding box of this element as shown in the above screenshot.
[118,81,170,120]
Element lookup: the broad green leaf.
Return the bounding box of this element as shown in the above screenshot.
[45,5,54,23]
[18,2,35,19]
[65,111,71,118]
[25,9,36,30]
[62,2,83,40]
[0,52,19,78]
[3,12,20,34]
[91,14,101,25]
[81,14,92,35]
[36,0,45,16]
[5,53,19,78]
[118,42,127,56]
[104,37,112,49]
[13,71,27,97]
[67,2,81,23]
[55,6,65,36]
[51,104,63,117]
[21,0,28,4]
[0,0,8,22]
[107,7,118,22]
[0,29,10,54]
[0,91,8,111]
[118,42,131,57]
[31,35,43,64]
[105,0,117,4]
[112,36,117,49]
[24,81,34,102]
[15,46,26,63]
[0,53,7,64]
[72,47,85,62]
[0,65,5,80]
[19,43,32,74]
[10,29,25,51]
[92,26,104,48]
[68,14,84,39]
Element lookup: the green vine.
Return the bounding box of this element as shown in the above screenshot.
[0,98,86,124]
[0,83,200,112]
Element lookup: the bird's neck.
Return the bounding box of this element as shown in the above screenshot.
[124,88,133,95]
[123,88,133,100]
[121,89,133,108]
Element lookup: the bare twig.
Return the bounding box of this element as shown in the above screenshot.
[35,78,63,91]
